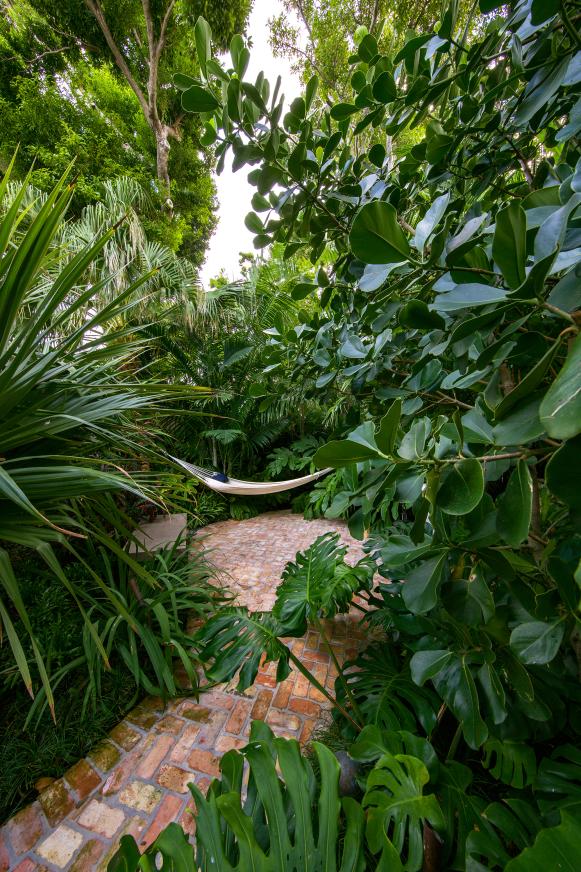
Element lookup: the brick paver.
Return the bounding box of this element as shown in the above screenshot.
[0,512,368,870]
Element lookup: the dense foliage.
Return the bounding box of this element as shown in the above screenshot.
[109,0,581,868]
[0,0,251,261]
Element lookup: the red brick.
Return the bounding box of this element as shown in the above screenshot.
[11,861,38,872]
[215,735,247,753]
[155,715,184,734]
[101,753,137,796]
[272,678,294,709]
[179,703,213,723]
[157,765,193,794]
[169,724,200,764]
[308,684,329,703]
[196,690,235,711]
[0,833,10,872]
[136,734,174,778]
[180,799,197,837]
[69,838,105,871]
[196,710,228,748]
[65,759,101,800]
[140,795,185,850]
[38,779,74,827]
[188,749,221,777]
[5,803,43,855]
[225,699,251,734]
[251,689,273,720]
[289,698,321,718]
[109,722,142,751]
[255,673,277,688]
[266,709,301,731]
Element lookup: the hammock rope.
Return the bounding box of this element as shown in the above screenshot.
[170,456,332,496]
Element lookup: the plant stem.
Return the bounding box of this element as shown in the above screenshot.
[314,615,364,723]
[287,649,361,732]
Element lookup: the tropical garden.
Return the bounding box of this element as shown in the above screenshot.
[1,0,581,868]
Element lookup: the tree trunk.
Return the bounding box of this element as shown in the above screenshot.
[155,124,172,213]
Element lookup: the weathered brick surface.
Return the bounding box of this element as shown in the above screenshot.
[65,759,101,801]
[0,512,369,870]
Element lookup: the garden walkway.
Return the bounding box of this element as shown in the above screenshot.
[0,512,368,872]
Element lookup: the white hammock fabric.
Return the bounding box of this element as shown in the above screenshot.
[171,456,332,496]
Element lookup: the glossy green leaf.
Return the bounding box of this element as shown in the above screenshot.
[399,300,445,330]
[540,334,581,439]
[436,459,484,515]
[376,400,401,455]
[194,16,212,78]
[504,811,581,872]
[545,437,581,510]
[364,753,444,872]
[497,460,533,545]
[493,201,526,289]
[402,551,448,613]
[414,192,450,256]
[510,620,565,665]
[349,202,411,265]
[181,85,220,112]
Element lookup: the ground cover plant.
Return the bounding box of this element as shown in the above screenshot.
[111,0,581,867]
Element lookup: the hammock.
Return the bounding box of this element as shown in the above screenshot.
[171,456,332,496]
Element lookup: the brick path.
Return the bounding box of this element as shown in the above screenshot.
[0,512,368,871]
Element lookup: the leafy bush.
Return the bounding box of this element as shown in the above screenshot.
[140,0,581,867]
[0,159,209,705]
[0,542,223,822]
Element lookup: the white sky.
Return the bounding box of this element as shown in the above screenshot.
[200,0,303,287]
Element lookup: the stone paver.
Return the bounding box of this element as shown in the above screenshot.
[0,512,368,870]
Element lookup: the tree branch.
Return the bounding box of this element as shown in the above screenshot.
[84,0,150,121]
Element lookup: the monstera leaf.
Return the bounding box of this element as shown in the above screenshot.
[109,721,401,871]
[272,532,374,634]
[482,738,537,789]
[503,809,581,872]
[535,745,581,817]
[466,798,543,871]
[195,607,291,691]
[339,644,440,735]
[364,752,445,872]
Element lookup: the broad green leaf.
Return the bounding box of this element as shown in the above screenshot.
[376,400,401,455]
[372,72,396,103]
[414,193,450,256]
[364,752,445,871]
[436,459,484,515]
[272,532,373,634]
[504,811,581,872]
[350,202,411,265]
[546,437,581,510]
[482,738,537,789]
[497,460,533,545]
[181,85,220,112]
[194,16,212,78]
[330,102,359,120]
[433,284,507,312]
[433,656,489,748]
[510,620,565,665]
[398,300,445,330]
[540,334,581,439]
[314,438,383,467]
[534,192,581,260]
[402,551,448,613]
[493,201,526,289]
[398,418,431,460]
[410,650,454,685]
[340,645,440,735]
